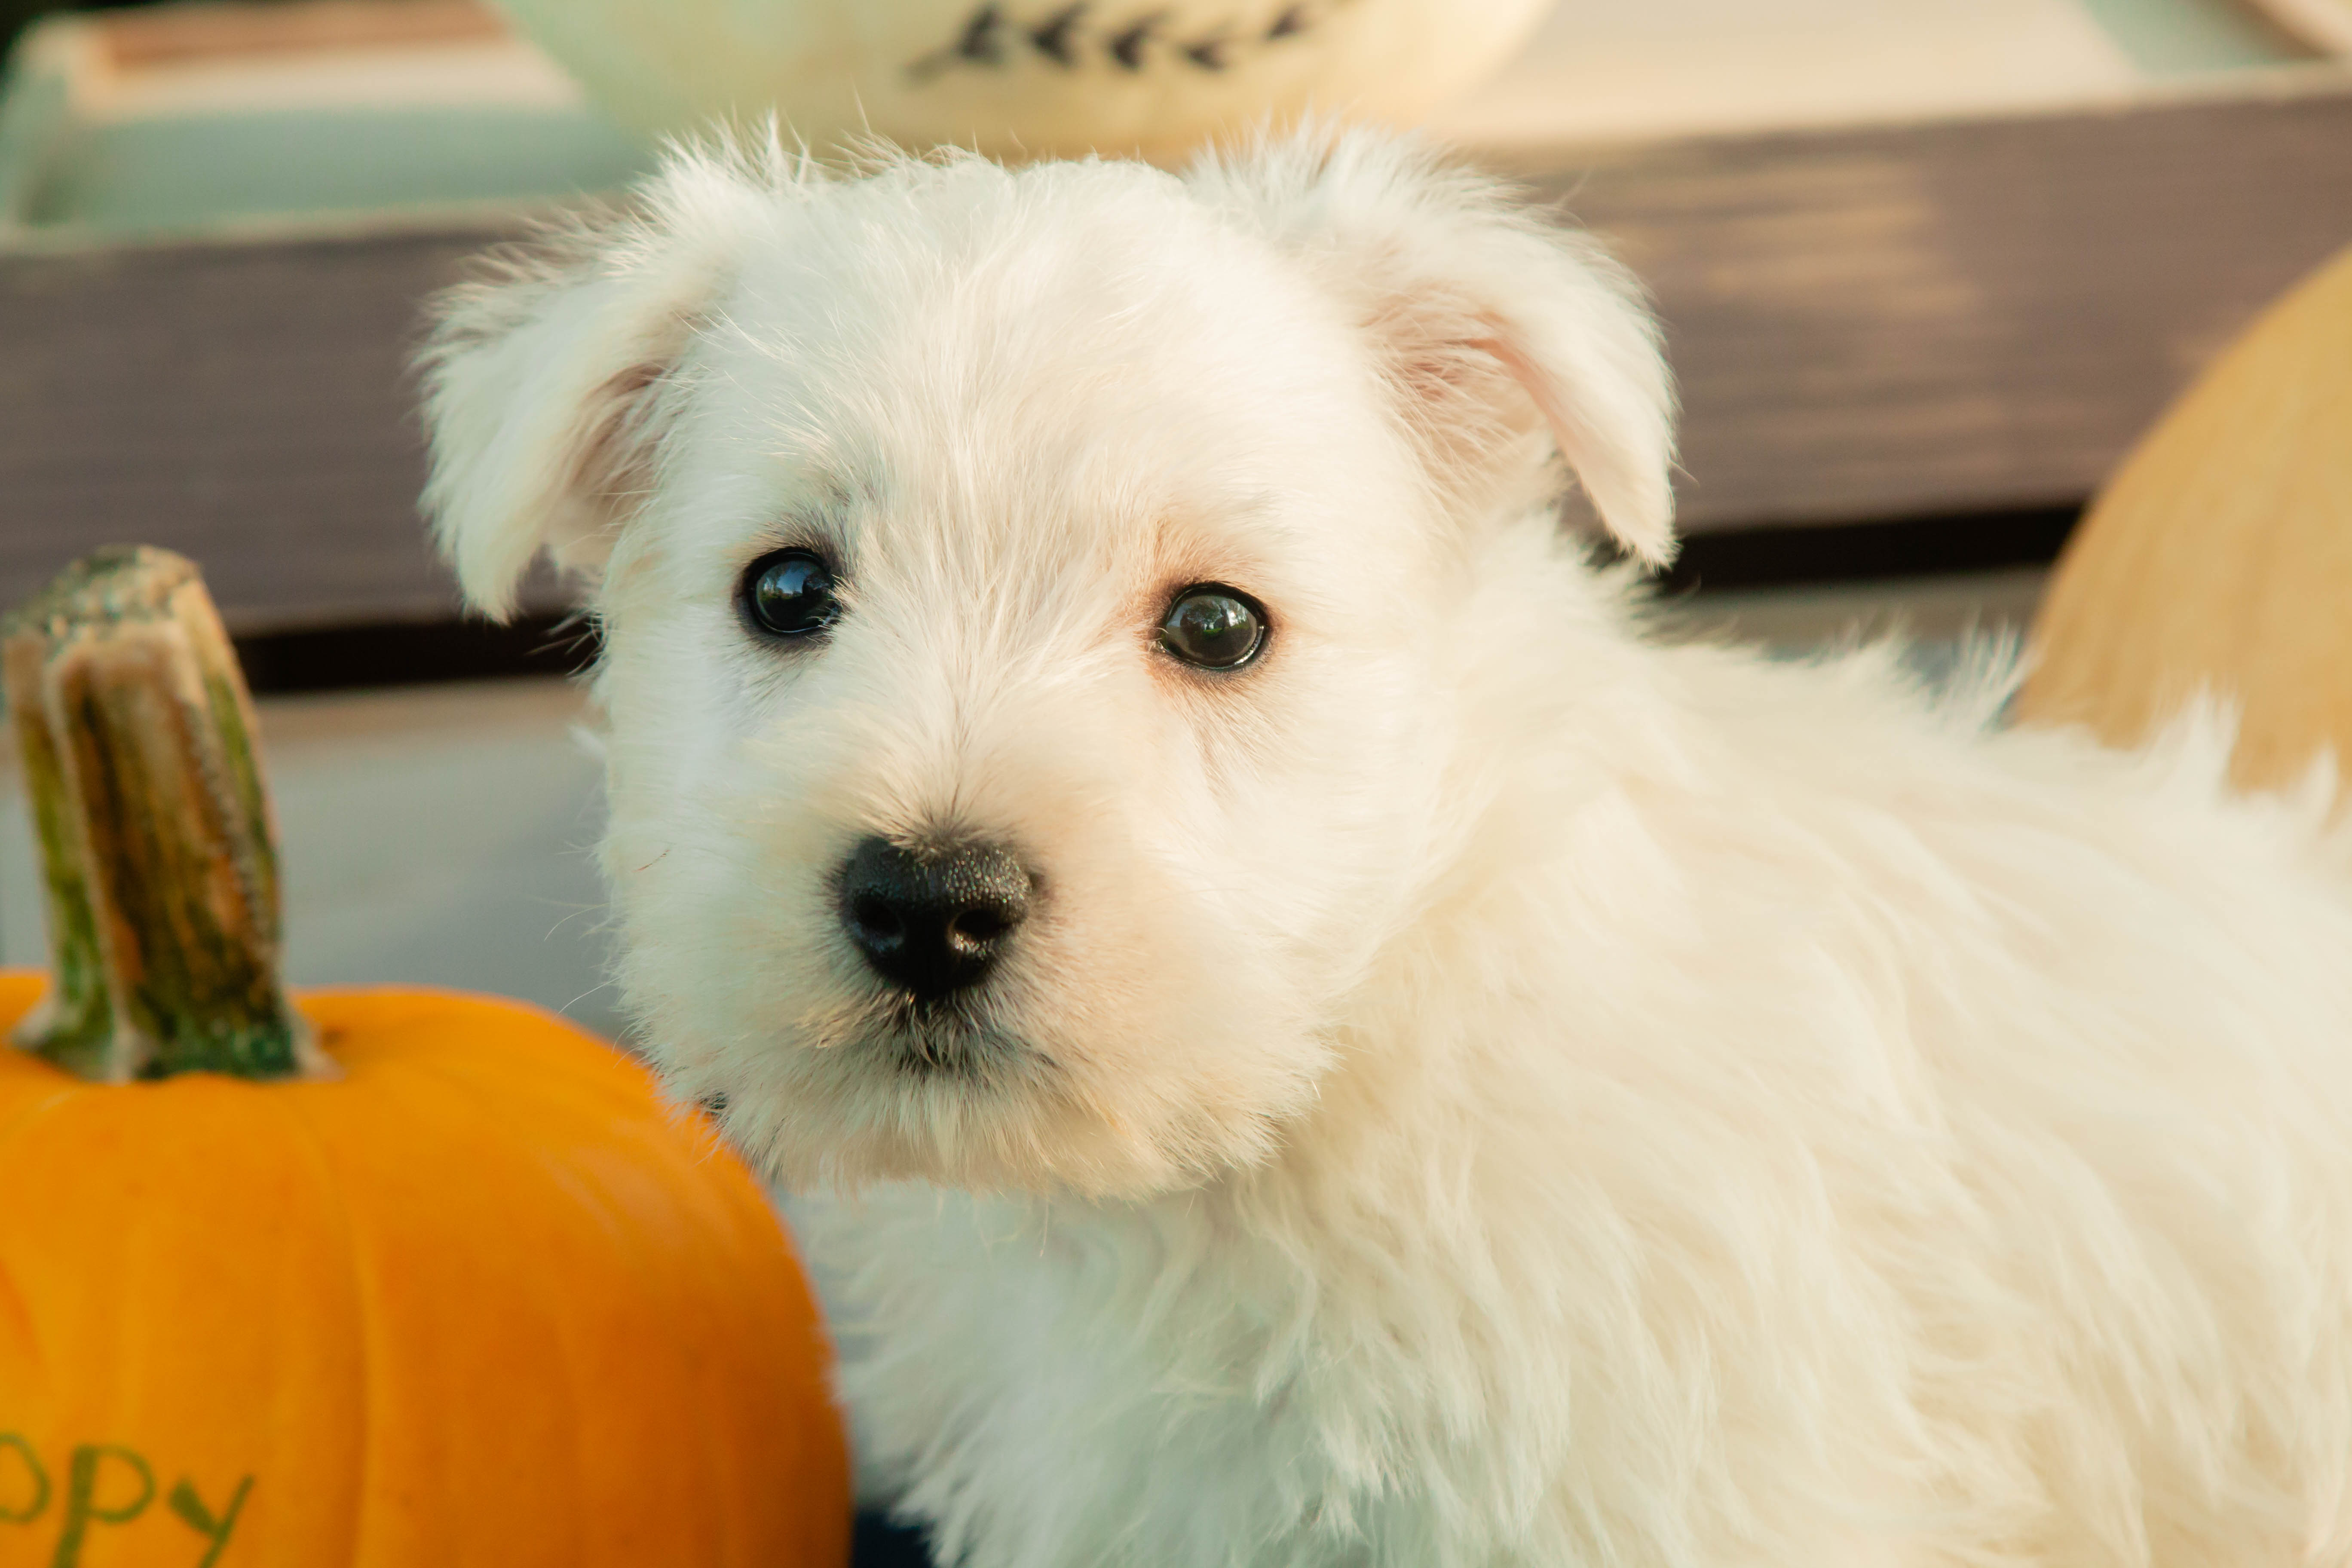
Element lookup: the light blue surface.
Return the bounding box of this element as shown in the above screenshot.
[17,107,655,235]
[2076,0,2312,72]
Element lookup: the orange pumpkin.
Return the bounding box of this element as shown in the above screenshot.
[0,550,849,1565]
[2019,245,2352,792]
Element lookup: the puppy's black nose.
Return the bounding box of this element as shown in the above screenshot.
[837,835,1032,1002]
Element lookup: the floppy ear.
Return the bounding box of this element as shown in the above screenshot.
[1188,128,1678,565]
[417,152,775,619]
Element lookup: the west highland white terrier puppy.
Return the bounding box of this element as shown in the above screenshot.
[420,127,2352,1567]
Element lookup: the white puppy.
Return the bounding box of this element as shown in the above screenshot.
[421,128,2352,1567]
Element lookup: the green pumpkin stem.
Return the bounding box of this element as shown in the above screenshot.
[2,547,322,1081]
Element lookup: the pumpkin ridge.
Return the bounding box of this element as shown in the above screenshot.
[262,1082,377,1566]
[0,1225,47,1415]
[302,1020,651,1561]
[0,1057,98,1416]
[0,1064,84,1393]
[406,1061,598,1563]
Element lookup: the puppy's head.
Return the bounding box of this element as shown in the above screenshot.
[421,129,1674,1197]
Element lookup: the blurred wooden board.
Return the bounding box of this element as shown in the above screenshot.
[95,0,507,67]
[0,227,507,630]
[1531,74,2352,533]
[3,75,2352,631]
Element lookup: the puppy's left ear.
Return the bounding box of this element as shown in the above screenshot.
[1190,129,1677,565]
[418,153,769,619]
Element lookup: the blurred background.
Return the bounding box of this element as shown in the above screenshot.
[0,0,2343,1053]
[0,0,2343,1034]
[1,4,2346,1562]
[0,0,2347,1087]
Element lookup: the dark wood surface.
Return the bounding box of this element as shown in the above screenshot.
[4,77,2350,633]
[0,229,508,631]
[1539,76,2352,533]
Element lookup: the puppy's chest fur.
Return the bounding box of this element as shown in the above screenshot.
[794,1126,1982,1568]
[798,1184,1505,1568]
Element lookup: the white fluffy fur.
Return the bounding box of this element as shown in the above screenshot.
[420,127,2352,1567]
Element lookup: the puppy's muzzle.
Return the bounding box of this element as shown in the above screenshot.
[837,835,1033,1004]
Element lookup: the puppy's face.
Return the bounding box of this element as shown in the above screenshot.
[422,133,1674,1197]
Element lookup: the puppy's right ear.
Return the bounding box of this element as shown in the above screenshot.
[1190,126,1678,565]
[418,156,769,620]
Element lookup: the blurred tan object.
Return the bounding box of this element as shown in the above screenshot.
[484,0,1553,159]
[2019,246,2352,793]
[2242,0,2352,55]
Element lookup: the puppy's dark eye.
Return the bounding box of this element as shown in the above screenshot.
[742,549,840,638]
[1157,585,1267,671]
